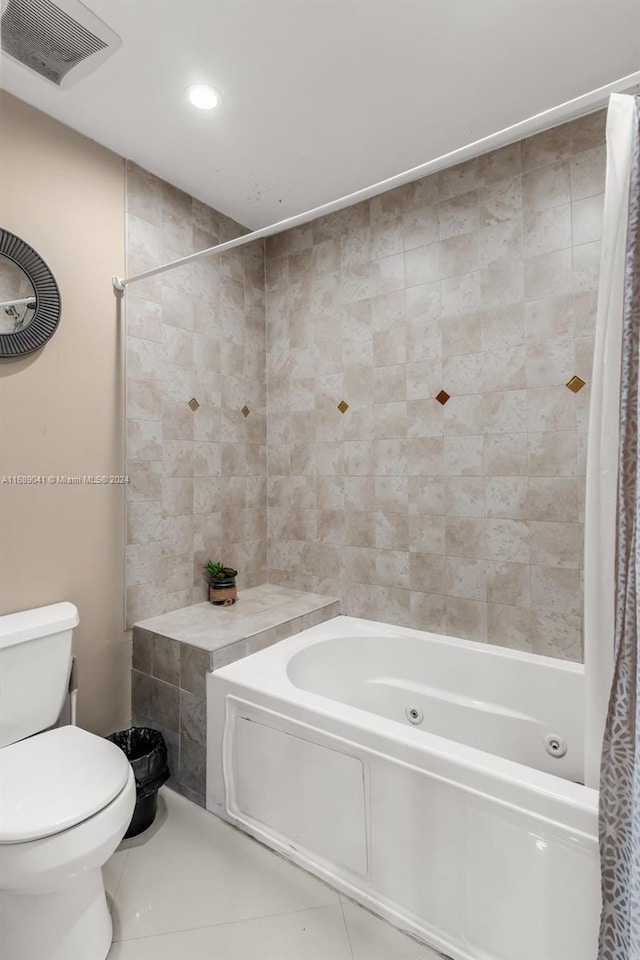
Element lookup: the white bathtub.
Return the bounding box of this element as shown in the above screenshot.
[207,616,600,960]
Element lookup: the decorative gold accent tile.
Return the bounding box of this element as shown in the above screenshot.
[565,375,586,394]
[187,397,200,412]
[337,400,349,414]
[241,405,250,418]
[436,390,450,405]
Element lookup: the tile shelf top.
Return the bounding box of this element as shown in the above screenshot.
[134,583,340,664]
[131,584,339,807]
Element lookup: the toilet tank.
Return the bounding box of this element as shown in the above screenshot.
[0,602,79,748]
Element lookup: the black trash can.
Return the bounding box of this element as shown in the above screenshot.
[107,727,170,838]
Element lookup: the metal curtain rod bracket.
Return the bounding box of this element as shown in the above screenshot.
[112,71,640,293]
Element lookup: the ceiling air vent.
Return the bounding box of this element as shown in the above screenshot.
[1,0,121,88]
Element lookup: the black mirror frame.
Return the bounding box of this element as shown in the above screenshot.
[0,229,62,358]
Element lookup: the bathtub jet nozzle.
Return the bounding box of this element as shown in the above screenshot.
[544,734,567,758]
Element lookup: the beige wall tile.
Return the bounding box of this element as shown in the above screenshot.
[402,206,439,250]
[571,194,604,245]
[522,127,571,171]
[531,565,581,616]
[372,253,405,293]
[374,329,407,366]
[127,336,164,381]
[446,556,486,600]
[438,190,478,239]
[484,433,529,476]
[127,379,164,421]
[482,346,526,392]
[406,359,443,401]
[523,204,571,257]
[485,477,528,519]
[526,387,576,432]
[573,240,601,293]
[406,319,442,360]
[486,561,530,607]
[522,161,570,213]
[487,603,532,650]
[485,519,530,563]
[126,541,166,587]
[447,597,487,642]
[528,477,578,521]
[569,110,606,153]
[531,609,582,661]
[439,232,478,279]
[442,311,483,356]
[477,142,522,186]
[409,515,446,554]
[479,261,524,309]
[530,521,581,568]
[444,435,484,476]
[127,501,163,545]
[524,295,573,340]
[375,511,408,550]
[127,460,163,502]
[478,175,521,227]
[438,159,477,200]
[483,389,527,433]
[127,419,163,460]
[444,352,484,394]
[446,517,485,559]
[404,243,440,287]
[409,477,445,516]
[371,218,404,259]
[526,337,575,387]
[441,271,481,317]
[410,591,448,633]
[127,298,163,342]
[406,437,444,476]
[446,477,485,517]
[528,430,577,476]
[260,113,601,659]
[443,393,485,436]
[480,304,525,351]
[570,146,606,201]
[524,248,573,299]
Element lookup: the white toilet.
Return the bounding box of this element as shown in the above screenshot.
[0,602,136,960]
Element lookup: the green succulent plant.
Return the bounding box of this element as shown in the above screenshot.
[205,560,238,581]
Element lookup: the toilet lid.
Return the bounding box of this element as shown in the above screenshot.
[0,725,131,843]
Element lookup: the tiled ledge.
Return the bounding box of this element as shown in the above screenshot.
[130,584,340,808]
[134,583,340,667]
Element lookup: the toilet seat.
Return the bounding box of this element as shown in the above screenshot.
[0,726,130,844]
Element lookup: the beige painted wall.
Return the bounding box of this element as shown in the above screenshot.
[0,92,129,735]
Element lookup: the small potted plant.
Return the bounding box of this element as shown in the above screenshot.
[205,561,238,606]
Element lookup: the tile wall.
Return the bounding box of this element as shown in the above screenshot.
[125,163,267,625]
[131,627,209,805]
[264,111,607,660]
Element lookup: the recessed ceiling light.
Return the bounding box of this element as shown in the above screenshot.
[187,84,221,110]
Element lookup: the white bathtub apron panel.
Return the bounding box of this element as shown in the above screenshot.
[207,617,600,960]
[232,716,368,874]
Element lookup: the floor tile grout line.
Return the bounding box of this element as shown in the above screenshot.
[112,899,344,944]
[338,897,356,960]
[107,843,132,904]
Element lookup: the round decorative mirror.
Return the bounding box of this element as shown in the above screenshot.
[0,229,61,357]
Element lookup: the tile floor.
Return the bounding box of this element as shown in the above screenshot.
[105,788,444,960]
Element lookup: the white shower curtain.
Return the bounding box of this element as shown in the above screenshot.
[584,93,637,789]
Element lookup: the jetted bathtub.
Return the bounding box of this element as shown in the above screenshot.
[206,616,600,960]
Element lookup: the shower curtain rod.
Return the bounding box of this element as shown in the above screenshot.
[112,71,640,293]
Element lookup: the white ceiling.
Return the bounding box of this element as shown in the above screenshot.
[1,0,639,229]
